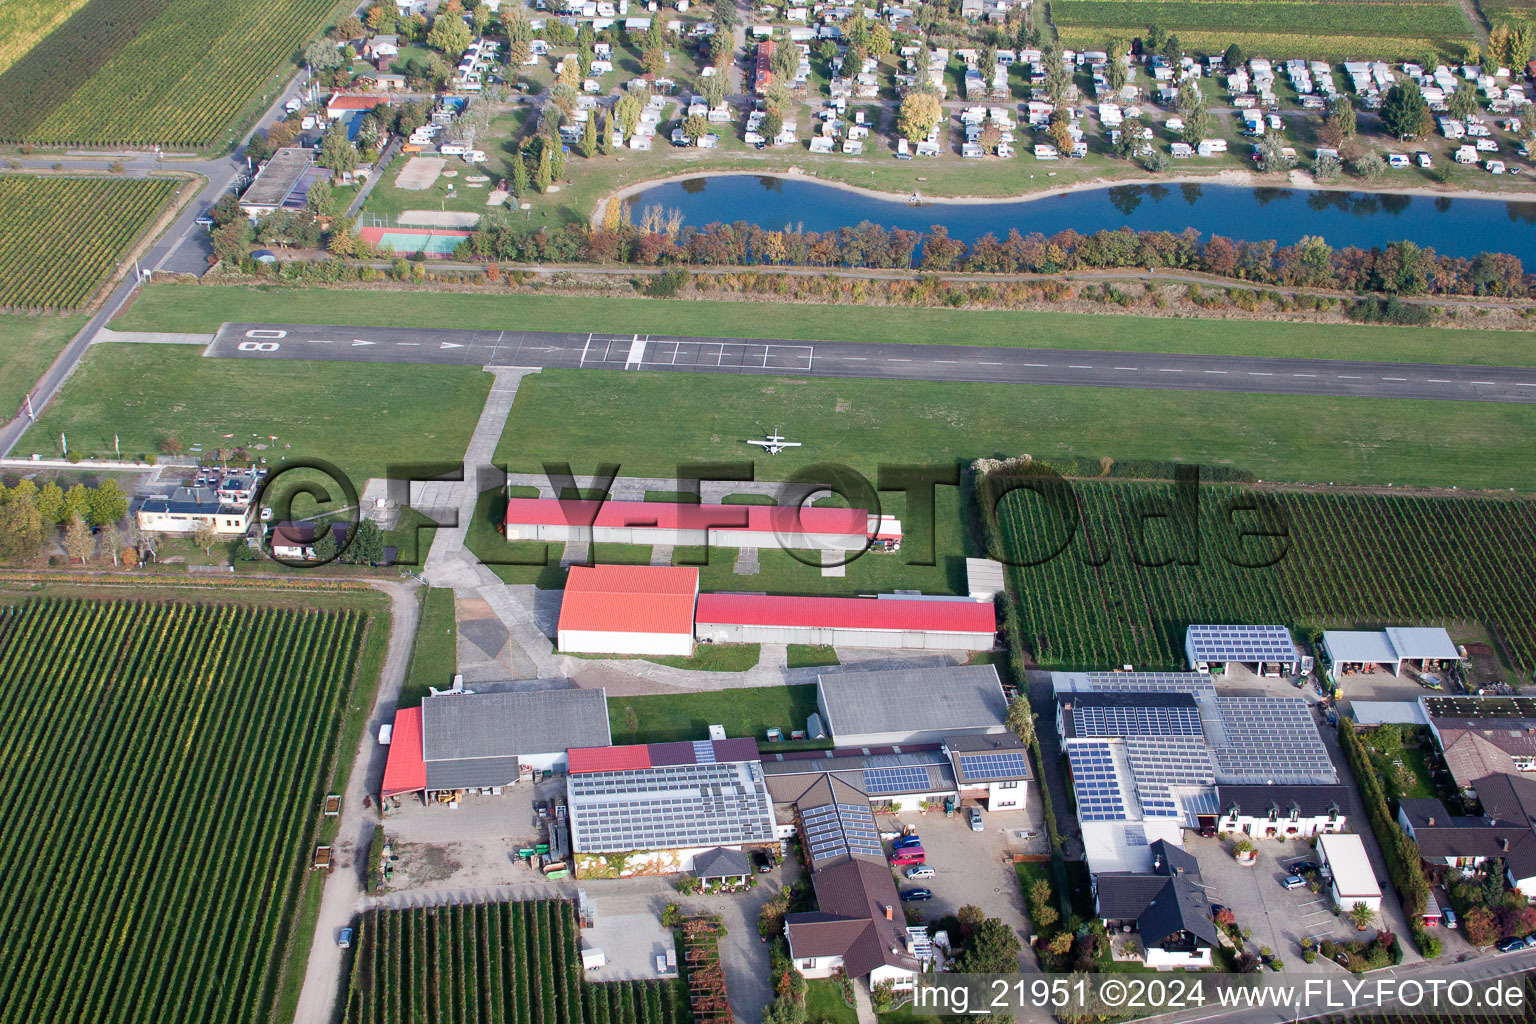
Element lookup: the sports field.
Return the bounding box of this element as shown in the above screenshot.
[110,283,1536,367]
[1052,0,1476,59]
[0,0,340,147]
[0,596,375,1024]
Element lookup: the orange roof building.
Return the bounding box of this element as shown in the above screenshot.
[556,564,700,656]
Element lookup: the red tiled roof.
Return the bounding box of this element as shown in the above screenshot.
[505,498,872,538]
[567,743,653,774]
[327,93,387,110]
[558,564,699,636]
[381,707,426,796]
[695,593,996,633]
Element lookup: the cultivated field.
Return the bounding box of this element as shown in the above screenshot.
[0,0,92,76]
[982,473,1536,678]
[1051,0,1476,59]
[0,597,369,1024]
[0,0,339,148]
[0,175,179,311]
[340,900,690,1024]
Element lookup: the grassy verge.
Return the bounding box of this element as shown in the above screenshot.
[399,587,457,708]
[496,368,1536,492]
[0,313,82,418]
[14,344,491,486]
[787,644,839,669]
[113,283,1536,367]
[607,682,819,744]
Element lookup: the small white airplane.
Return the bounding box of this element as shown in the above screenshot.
[744,431,802,455]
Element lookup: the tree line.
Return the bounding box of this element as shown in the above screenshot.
[454,218,1534,298]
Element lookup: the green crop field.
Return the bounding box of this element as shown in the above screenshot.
[0,0,93,76]
[340,900,690,1024]
[0,0,340,148]
[0,597,371,1024]
[980,471,1536,678]
[0,175,180,311]
[1052,0,1475,58]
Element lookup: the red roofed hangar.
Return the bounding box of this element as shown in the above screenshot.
[557,564,700,657]
[695,593,996,651]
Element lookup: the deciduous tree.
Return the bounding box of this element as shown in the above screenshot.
[427,13,473,58]
[898,89,942,142]
[1381,81,1431,139]
[64,513,94,564]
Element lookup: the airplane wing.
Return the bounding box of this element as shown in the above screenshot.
[744,440,771,448]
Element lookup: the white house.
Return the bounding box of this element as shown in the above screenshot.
[1216,785,1349,839]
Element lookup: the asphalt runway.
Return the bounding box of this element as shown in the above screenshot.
[207,322,1536,404]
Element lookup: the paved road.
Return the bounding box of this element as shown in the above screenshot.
[208,321,1536,403]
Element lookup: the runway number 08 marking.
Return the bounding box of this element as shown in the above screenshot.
[244,329,286,339]
[238,341,281,352]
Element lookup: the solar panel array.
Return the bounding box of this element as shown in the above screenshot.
[1124,823,1148,847]
[957,751,1031,782]
[568,761,776,852]
[1072,702,1203,739]
[1081,672,1216,697]
[863,765,934,795]
[802,801,883,862]
[1125,737,1214,820]
[1066,740,1127,822]
[1187,625,1298,665]
[692,740,717,764]
[1212,697,1337,783]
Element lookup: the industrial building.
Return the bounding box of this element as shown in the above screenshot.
[1321,627,1460,680]
[815,665,1010,747]
[556,564,699,656]
[505,496,899,551]
[694,593,996,650]
[1052,672,1341,876]
[1184,624,1304,676]
[380,687,612,801]
[565,738,776,875]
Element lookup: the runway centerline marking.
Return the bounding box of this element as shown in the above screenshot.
[1383,377,1408,381]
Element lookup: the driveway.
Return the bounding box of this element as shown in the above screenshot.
[876,807,1041,968]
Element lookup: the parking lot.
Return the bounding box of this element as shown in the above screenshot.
[1186,834,1360,961]
[877,803,1047,966]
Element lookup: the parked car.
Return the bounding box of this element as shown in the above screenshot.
[1282,874,1307,890]
[338,927,354,949]
[899,888,933,902]
[1443,906,1457,929]
[890,848,925,866]
[905,866,936,880]
[968,807,984,832]
[1290,860,1319,874]
[752,850,773,873]
[1497,935,1527,952]
[893,835,923,850]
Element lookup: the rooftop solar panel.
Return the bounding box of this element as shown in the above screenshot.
[1186,624,1298,665]
[1081,672,1216,696]
[1071,702,1203,739]
[1066,740,1128,822]
[956,751,1031,782]
[864,765,934,795]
